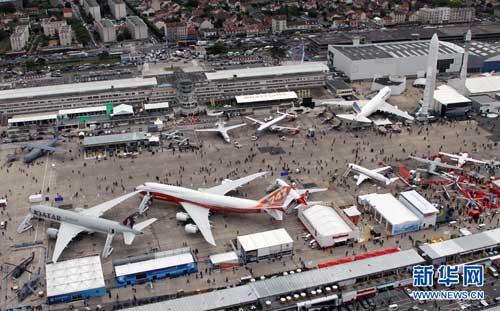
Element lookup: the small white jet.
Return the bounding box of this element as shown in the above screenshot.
[17,191,157,262]
[438,152,486,168]
[343,163,398,186]
[136,173,326,245]
[409,156,462,175]
[246,112,300,134]
[195,120,246,143]
[337,87,414,123]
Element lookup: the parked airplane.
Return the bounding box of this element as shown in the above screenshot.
[343,163,399,186]
[337,87,414,123]
[246,112,299,134]
[409,156,462,175]
[195,121,246,143]
[136,173,326,245]
[482,158,500,169]
[17,191,157,262]
[438,152,486,167]
[22,136,65,164]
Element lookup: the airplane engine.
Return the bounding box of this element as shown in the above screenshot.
[176,212,190,222]
[47,228,58,239]
[184,224,198,234]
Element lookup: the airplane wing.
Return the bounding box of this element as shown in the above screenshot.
[438,152,459,160]
[245,116,264,125]
[180,202,215,245]
[295,188,328,195]
[435,162,462,170]
[52,222,86,262]
[466,158,486,164]
[269,125,300,132]
[195,128,219,132]
[225,123,246,131]
[35,145,65,153]
[356,173,370,186]
[409,156,433,165]
[80,191,139,217]
[378,102,414,121]
[372,166,392,174]
[202,172,267,195]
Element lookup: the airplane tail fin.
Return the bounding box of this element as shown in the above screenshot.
[123,218,157,245]
[257,180,296,220]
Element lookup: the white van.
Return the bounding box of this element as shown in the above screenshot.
[388,304,399,310]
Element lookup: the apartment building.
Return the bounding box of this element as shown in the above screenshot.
[83,0,101,21]
[41,18,67,36]
[95,19,116,43]
[108,0,126,19]
[272,15,287,34]
[58,25,72,46]
[418,7,474,24]
[164,21,187,44]
[10,25,29,51]
[126,16,148,40]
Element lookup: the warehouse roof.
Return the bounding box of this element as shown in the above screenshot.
[144,102,169,110]
[433,85,471,105]
[205,63,328,81]
[59,106,107,116]
[209,251,239,265]
[237,228,293,252]
[235,91,298,104]
[8,113,57,124]
[0,77,157,101]
[82,132,148,147]
[46,256,105,298]
[301,205,352,238]
[466,75,500,94]
[419,228,500,260]
[124,249,424,311]
[330,40,463,61]
[115,253,194,277]
[359,193,420,226]
[111,104,134,116]
[399,190,438,216]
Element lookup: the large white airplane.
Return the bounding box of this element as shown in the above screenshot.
[136,173,326,245]
[337,87,414,123]
[17,191,157,262]
[438,152,486,168]
[195,120,246,143]
[246,112,299,134]
[343,163,399,186]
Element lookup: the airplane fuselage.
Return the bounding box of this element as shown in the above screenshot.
[257,115,288,132]
[357,87,391,119]
[138,182,266,213]
[24,149,45,163]
[349,164,393,185]
[30,205,138,234]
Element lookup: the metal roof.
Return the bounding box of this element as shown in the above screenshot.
[420,228,500,260]
[0,77,157,101]
[209,251,239,265]
[433,85,471,105]
[144,102,169,110]
[82,132,148,147]
[111,104,134,116]
[359,193,420,226]
[399,190,438,216]
[8,113,57,124]
[237,228,293,252]
[466,75,500,94]
[115,253,194,277]
[301,205,352,237]
[235,91,298,104]
[330,40,463,61]
[46,256,105,297]
[59,106,106,116]
[205,63,328,81]
[124,249,424,311]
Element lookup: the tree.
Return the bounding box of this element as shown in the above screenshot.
[307,8,318,18]
[69,19,91,45]
[448,0,463,8]
[207,42,227,55]
[270,43,287,59]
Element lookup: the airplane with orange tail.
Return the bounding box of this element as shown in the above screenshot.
[136,173,326,245]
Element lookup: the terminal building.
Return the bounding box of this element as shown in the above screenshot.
[298,205,359,248]
[358,193,421,236]
[45,256,106,304]
[328,39,463,80]
[113,248,197,287]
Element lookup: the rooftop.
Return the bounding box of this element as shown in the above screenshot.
[85,0,99,7]
[59,106,106,116]
[466,75,500,94]
[46,256,105,297]
[82,132,148,147]
[99,19,115,28]
[330,40,463,61]
[399,190,438,216]
[434,85,471,105]
[420,228,500,259]
[209,251,239,265]
[301,205,353,237]
[144,102,170,110]
[235,91,298,104]
[8,112,57,124]
[205,63,328,81]
[237,228,293,251]
[0,77,157,101]
[127,16,146,27]
[115,253,194,277]
[359,193,420,226]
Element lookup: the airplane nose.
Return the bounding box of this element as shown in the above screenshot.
[135,184,145,191]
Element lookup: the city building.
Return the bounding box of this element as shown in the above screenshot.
[209,251,239,271]
[470,94,500,114]
[234,91,298,108]
[108,0,126,19]
[83,0,101,21]
[63,7,73,19]
[326,79,353,97]
[164,21,188,45]
[237,228,294,263]
[95,19,116,43]
[46,256,106,304]
[358,193,421,236]
[399,190,438,228]
[432,85,472,117]
[298,205,359,248]
[10,25,29,51]
[58,25,72,46]
[41,18,67,36]
[328,39,463,80]
[464,75,500,95]
[126,16,148,40]
[82,132,151,152]
[272,15,287,33]
[173,79,205,115]
[418,7,474,24]
[113,248,197,288]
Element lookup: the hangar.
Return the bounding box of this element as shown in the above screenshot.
[328,39,463,80]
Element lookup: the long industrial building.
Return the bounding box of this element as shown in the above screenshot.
[328,39,464,80]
